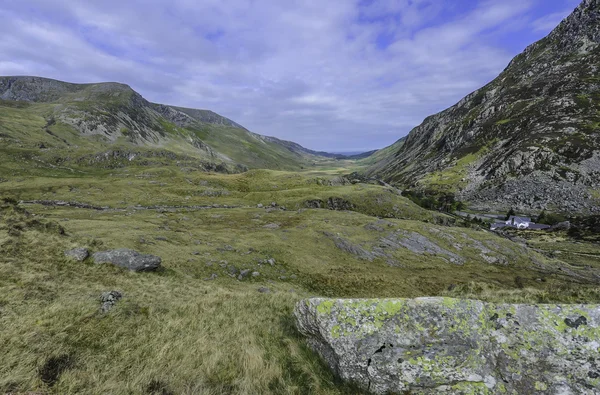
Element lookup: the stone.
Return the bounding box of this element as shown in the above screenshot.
[295,297,600,394]
[252,271,260,277]
[100,291,122,313]
[204,273,218,281]
[238,269,251,280]
[92,249,162,272]
[226,265,239,276]
[154,236,168,241]
[263,223,280,229]
[64,248,89,262]
[257,203,264,208]
[257,287,271,293]
[267,258,276,266]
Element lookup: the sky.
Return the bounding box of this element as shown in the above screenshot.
[0,0,582,152]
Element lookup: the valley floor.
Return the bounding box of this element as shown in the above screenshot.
[1,163,599,394]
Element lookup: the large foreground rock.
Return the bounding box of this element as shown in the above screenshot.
[295,297,600,394]
[92,249,161,272]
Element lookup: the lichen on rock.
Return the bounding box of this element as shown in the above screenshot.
[294,297,600,394]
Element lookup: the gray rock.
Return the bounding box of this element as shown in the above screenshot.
[92,249,162,272]
[257,203,264,208]
[154,236,168,241]
[204,273,217,281]
[263,223,280,229]
[257,287,271,293]
[226,265,239,276]
[384,231,464,265]
[100,291,122,313]
[267,258,276,266]
[238,269,251,280]
[295,297,600,394]
[64,248,89,262]
[217,245,235,252]
[252,271,260,277]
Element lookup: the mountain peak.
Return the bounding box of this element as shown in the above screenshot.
[548,0,600,51]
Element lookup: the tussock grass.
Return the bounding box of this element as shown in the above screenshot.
[1,163,599,393]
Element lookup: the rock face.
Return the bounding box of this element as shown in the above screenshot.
[367,0,600,214]
[92,249,162,272]
[295,297,600,394]
[64,248,89,262]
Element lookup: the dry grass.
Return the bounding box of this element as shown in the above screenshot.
[1,166,599,394]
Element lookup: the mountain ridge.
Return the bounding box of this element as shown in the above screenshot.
[366,0,600,214]
[0,75,359,172]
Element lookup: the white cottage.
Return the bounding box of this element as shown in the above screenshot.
[506,216,532,229]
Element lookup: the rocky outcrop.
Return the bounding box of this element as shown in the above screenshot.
[367,0,600,214]
[295,297,600,394]
[100,291,123,313]
[64,248,90,262]
[92,249,162,272]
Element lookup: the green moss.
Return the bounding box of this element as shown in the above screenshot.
[495,119,512,125]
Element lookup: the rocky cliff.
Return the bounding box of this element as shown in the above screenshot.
[367,0,600,214]
[295,297,600,394]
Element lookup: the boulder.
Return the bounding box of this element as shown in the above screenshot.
[238,269,251,280]
[92,249,161,272]
[100,291,122,313]
[295,297,600,394]
[64,248,89,262]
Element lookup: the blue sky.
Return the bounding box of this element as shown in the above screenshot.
[0,0,581,151]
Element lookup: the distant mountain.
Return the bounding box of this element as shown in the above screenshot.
[366,0,600,214]
[0,76,333,171]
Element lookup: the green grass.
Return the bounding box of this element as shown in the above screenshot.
[495,118,512,125]
[1,161,599,393]
[1,94,600,394]
[418,152,478,191]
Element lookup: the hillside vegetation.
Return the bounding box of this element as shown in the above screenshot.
[1,157,599,393]
[366,0,600,215]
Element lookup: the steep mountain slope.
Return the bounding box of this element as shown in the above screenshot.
[0,76,327,172]
[367,0,600,214]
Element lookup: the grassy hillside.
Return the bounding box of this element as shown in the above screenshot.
[0,76,334,172]
[1,159,599,394]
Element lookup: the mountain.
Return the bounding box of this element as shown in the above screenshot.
[0,76,331,173]
[366,0,600,214]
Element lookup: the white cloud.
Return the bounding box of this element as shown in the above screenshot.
[0,0,574,151]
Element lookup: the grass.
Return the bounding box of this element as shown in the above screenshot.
[1,97,600,393]
[1,161,599,394]
[495,118,512,125]
[418,152,478,191]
